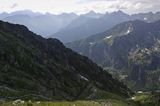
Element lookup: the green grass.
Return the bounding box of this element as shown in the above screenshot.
[0,90,138,106]
[133,92,160,106]
[0,89,138,106]
[0,100,137,106]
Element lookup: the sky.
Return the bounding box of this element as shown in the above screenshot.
[0,0,160,14]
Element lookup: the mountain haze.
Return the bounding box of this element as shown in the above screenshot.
[1,10,160,43]
[1,11,78,37]
[53,11,160,43]
[53,11,131,43]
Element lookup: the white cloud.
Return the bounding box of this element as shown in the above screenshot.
[0,0,159,14]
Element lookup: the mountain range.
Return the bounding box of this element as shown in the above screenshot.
[52,11,160,43]
[0,10,78,37]
[1,10,160,92]
[67,20,160,91]
[1,10,160,43]
[0,20,132,100]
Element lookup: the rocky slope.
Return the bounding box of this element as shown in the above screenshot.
[67,20,160,90]
[0,20,132,100]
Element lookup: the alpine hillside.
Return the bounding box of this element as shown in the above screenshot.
[0,20,132,100]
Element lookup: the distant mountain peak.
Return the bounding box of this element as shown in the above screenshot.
[10,10,42,17]
[83,10,103,18]
[112,10,128,16]
[86,10,97,15]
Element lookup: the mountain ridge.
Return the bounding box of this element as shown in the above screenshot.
[67,20,160,90]
[2,10,160,42]
[53,11,160,43]
[0,20,132,100]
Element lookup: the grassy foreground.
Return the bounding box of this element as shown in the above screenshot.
[2,92,160,106]
[0,99,138,106]
[133,92,160,106]
[0,90,138,106]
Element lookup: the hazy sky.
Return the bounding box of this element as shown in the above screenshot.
[0,0,160,14]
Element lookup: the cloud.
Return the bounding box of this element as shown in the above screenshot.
[75,0,160,14]
[0,0,159,14]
